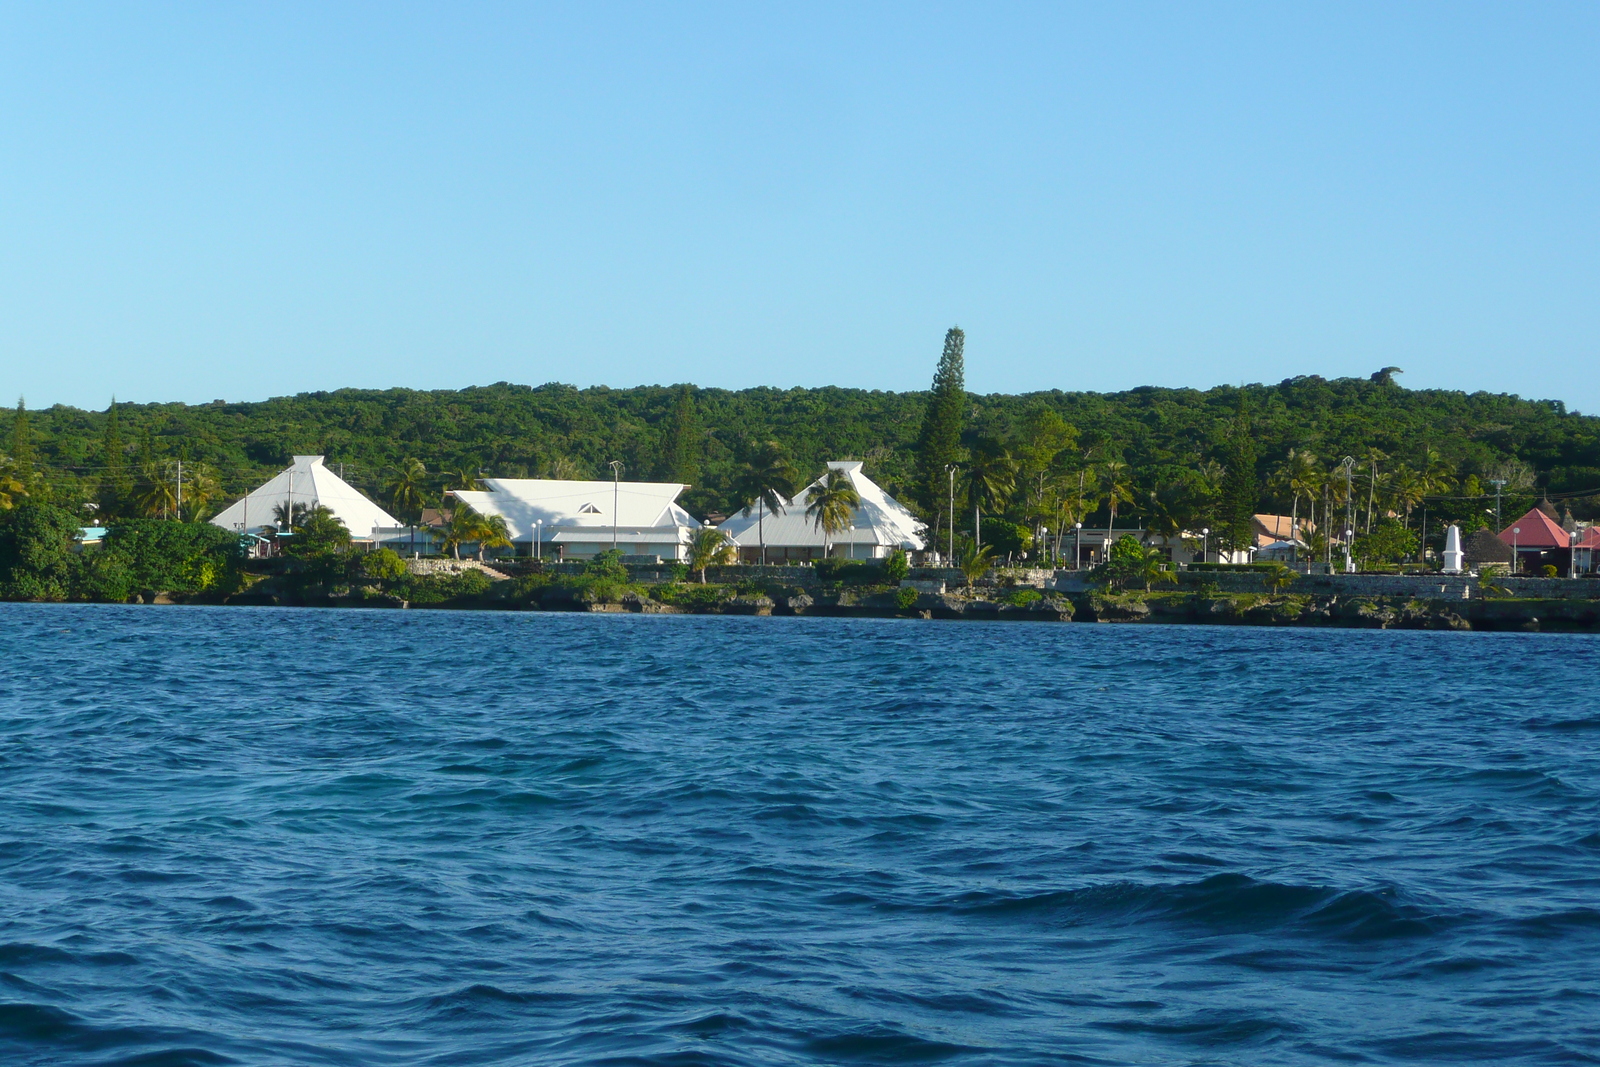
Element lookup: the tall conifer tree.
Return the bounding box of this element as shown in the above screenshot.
[99,399,130,518]
[914,327,967,513]
[658,384,701,486]
[1217,400,1258,556]
[9,398,35,478]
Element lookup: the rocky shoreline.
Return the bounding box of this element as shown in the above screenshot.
[141,585,1595,632]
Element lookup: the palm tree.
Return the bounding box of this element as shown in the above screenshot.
[272,500,309,529]
[440,508,482,559]
[133,462,178,518]
[964,444,1016,547]
[805,468,861,559]
[1271,448,1319,560]
[1389,465,1426,529]
[178,463,221,521]
[1098,459,1134,536]
[447,467,484,492]
[731,441,798,566]
[1419,448,1455,497]
[686,525,734,582]
[1359,447,1387,533]
[383,458,429,521]
[474,514,513,561]
[1136,546,1177,592]
[543,454,586,480]
[959,543,995,585]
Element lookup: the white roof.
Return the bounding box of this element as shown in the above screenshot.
[718,461,924,550]
[453,478,698,541]
[211,456,401,538]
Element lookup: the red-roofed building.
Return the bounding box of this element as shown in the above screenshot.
[1571,525,1600,576]
[1499,507,1570,573]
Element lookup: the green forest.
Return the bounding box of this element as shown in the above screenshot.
[2,331,1598,563]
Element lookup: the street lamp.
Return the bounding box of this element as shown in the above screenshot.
[1512,526,1520,574]
[608,460,624,551]
[945,463,958,563]
[1040,526,1050,566]
[1201,527,1210,566]
[534,519,542,561]
[1074,522,1083,570]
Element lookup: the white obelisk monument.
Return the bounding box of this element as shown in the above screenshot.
[1442,524,1464,574]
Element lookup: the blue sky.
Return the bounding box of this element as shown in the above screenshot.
[1,3,1595,411]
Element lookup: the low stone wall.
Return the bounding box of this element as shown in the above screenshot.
[1044,567,1600,601]
[1253,573,1474,599]
[404,559,510,581]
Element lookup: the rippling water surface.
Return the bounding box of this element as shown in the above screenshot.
[2,604,1599,1066]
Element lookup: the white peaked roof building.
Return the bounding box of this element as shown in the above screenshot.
[718,461,924,561]
[450,478,701,560]
[211,455,401,541]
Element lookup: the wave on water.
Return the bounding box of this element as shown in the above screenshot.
[2,605,1599,1066]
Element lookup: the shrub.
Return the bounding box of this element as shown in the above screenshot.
[394,570,494,604]
[895,585,919,610]
[564,551,637,603]
[1542,564,1559,578]
[652,582,731,608]
[1002,587,1042,607]
[1354,522,1418,568]
[884,548,909,582]
[815,558,883,584]
[504,572,553,602]
[981,519,1033,558]
[360,548,408,581]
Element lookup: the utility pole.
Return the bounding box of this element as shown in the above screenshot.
[175,459,183,518]
[608,460,623,551]
[1489,479,1505,531]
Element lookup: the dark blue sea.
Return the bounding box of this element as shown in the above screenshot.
[2,604,1598,1066]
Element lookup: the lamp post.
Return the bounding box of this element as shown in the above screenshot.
[1074,522,1082,570]
[945,463,958,563]
[1201,527,1209,566]
[1340,457,1355,573]
[534,519,542,561]
[1512,526,1520,574]
[1040,526,1050,565]
[608,460,623,552]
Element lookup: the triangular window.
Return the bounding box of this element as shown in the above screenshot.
[579,503,602,514]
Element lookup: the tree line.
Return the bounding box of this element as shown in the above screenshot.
[2,337,1598,563]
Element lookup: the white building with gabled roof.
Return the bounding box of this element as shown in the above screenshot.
[717,461,924,562]
[211,455,401,542]
[448,478,701,560]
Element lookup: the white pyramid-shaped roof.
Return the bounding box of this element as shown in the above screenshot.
[718,461,924,550]
[453,478,696,541]
[211,456,401,538]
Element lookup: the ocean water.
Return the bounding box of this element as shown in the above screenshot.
[1,604,1598,1067]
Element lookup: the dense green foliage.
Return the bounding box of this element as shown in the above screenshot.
[87,520,243,600]
[6,365,1600,571]
[0,502,78,600]
[0,506,242,601]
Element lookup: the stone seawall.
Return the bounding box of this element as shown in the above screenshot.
[1044,569,1600,601]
